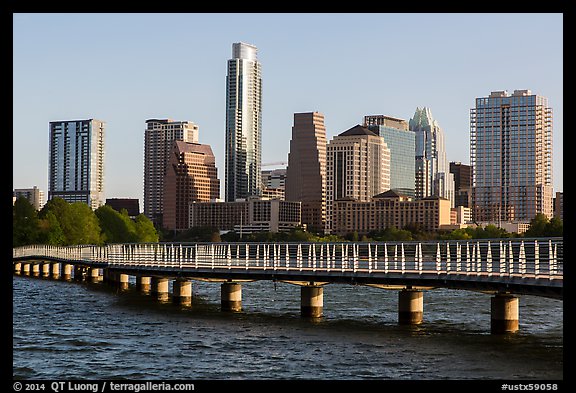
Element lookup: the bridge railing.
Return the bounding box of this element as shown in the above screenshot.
[13,238,563,281]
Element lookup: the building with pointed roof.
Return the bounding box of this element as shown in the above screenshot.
[409,107,454,207]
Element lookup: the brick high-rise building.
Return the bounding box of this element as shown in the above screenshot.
[285,112,327,232]
[163,140,219,231]
[144,119,198,224]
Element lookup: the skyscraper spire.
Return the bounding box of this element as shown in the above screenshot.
[409,107,454,206]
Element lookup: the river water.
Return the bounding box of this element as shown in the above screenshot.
[12,274,563,380]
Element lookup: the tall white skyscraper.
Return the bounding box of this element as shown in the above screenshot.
[48,119,105,210]
[409,107,455,207]
[225,42,262,202]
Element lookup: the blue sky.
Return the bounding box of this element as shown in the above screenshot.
[13,13,563,205]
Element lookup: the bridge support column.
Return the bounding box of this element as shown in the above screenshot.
[173,279,192,306]
[89,267,102,283]
[491,294,519,334]
[136,276,152,293]
[151,277,169,302]
[32,263,40,277]
[117,273,130,290]
[22,263,31,276]
[398,289,423,325]
[221,282,242,312]
[73,265,84,281]
[51,263,60,279]
[41,262,51,278]
[14,262,22,274]
[62,264,73,280]
[301,286,323,318]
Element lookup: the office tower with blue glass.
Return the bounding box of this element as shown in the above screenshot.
[364,115,415,197]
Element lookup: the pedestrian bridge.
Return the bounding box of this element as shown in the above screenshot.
[13,238,563,334]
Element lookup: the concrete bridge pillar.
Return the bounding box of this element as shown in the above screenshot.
[62,264,73,280]
[301,286,323,318]
[22,263,31,276]
[117,273,130,290]
[221,282,242,312]
[173,279,192,306]
[398,289,424,325]
[14,262,22,274]
[89,267,102,283]
[51,263,61,279]
[32,263,40,277]
[41,262,51,278]
[136,276,152,293]
[151,277,169,302]
[491,294,519,334]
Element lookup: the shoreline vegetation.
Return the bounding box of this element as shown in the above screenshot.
[13,197,562,248]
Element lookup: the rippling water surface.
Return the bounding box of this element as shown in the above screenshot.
[13,275,563,380]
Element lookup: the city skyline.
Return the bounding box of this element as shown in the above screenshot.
[13,13,563,205]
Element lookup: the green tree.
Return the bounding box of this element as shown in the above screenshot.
[348,231,359,241]
[287,228,313,242]
[37,211,66,245]
[67,202,103,245]
[95,205,137,243]
[546,216,563,237]
[134,214,159,243]
[524,213,550,238]
[39,197,74,244]
[171,226,219,242]
[445,228,473,240]
[478,224,510,239]
[13,197,40,246]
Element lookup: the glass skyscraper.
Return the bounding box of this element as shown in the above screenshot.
[409,107,455,206]
[470,90,553,222]
[48,119,105,210]
[225,42,262,202]
[364,115,415,197]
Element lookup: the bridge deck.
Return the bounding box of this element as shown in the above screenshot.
[13,238,563,299]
